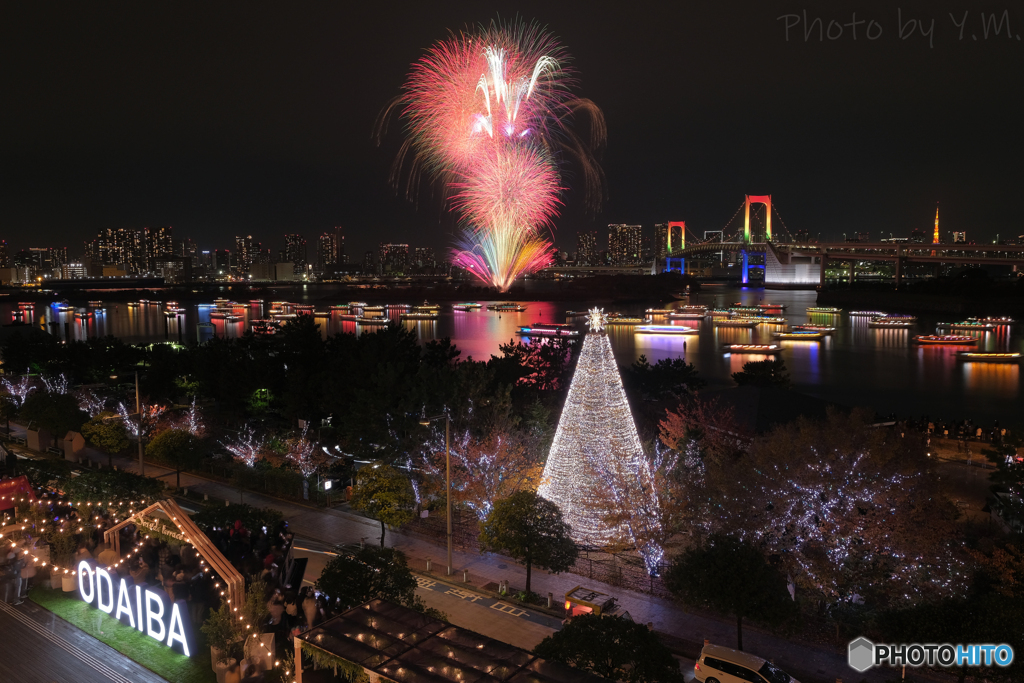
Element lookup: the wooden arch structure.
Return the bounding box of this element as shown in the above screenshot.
[104,498,244,608]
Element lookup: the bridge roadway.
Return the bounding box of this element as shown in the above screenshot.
[672,241,1024,285]
[676,241,1024,263]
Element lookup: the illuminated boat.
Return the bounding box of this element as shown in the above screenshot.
[807,307,841,314]
[774,330,826,340]
[355,317,391,326]
[74,310,93,319]
[362,305,385,312]
[937,321,996,331]
[604,316,647,326]
[635,325,697,335]
[270,312,297,319]
[878,314,917,322]
[210,311,227,319]
[723,344,782,354]
[336,313,358,320]
[967,316,1015,325]
[791,324,835,333]
[87,300,103,307]
[251,319,280,335]
[489,302,526,312]
[749,315,788,324]
[955,352,1021,363]
[414,301,441,312]
[565,310,590,317]
[849,310,887,317]
[707,309,735,318]
[680,305,707,313]
[225,315,243,322]
[348,301,367,308]
[729,306,760,314]
[714,318,760,328]
[127,301,141,308]
[453,302,482,311]
[213,298,230,305]
[667,311,708,319]
[17,302,34,308]
[757,303,787,311]
[868,319,913,329]
[645,308,675,315]
[401,312,439,320]
[249,299,264,304]
[313,311,330,318]
[516,323,579,337]
[913,335,978,345]
[330,304,351,311]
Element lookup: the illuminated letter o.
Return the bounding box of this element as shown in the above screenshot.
[78,561,95,604]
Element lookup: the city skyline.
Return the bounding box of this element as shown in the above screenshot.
[2,3,1021,260]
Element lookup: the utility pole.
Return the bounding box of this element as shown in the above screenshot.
[420,409,453,576]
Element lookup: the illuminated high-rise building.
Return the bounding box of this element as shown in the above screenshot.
[933,204,940,244]
[379,243,409,274]
[144,226,174,258]
[235,235,255,271]
[283,234,307,275]
[576,230,597,266]
[0,240,8,268]
[608,224,642,265]
[412,246,436,268]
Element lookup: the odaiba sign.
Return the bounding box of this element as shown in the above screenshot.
[78,561,193,657]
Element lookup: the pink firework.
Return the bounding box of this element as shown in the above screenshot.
[391,22,604,291]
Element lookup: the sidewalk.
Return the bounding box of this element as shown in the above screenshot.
[7,423,923,683]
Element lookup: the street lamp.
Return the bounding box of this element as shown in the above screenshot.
[419,408,452,576]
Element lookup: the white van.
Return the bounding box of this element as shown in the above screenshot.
[694,643,798,683]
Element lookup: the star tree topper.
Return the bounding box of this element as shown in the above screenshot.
[586,307,607,332]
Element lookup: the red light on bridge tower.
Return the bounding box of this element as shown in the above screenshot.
[666,221,685,252]
[743,195,771,244]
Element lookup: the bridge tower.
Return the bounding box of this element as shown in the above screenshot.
[666,221,686,273]
[741,195,771,284]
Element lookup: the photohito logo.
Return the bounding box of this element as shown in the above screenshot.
[848,638,1014,672]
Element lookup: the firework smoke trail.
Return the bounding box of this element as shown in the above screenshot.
[392,22,604,291]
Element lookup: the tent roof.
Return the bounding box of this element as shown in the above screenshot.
[299,600,610,683]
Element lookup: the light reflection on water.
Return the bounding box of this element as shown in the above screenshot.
[6,286,1021,424]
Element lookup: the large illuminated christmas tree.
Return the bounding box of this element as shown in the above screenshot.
[538,308,663,571]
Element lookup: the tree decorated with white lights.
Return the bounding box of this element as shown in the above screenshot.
[538,308,663,571]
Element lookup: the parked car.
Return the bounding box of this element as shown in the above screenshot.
[694,643,797,683]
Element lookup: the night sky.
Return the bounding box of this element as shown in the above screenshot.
[2,1,1021,258]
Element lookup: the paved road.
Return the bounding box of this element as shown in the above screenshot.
[0,598,168,683]
[5,423,937,683]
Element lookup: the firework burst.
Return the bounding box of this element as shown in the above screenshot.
[388,21,604,291]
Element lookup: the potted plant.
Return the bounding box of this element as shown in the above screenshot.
[44,531,78,592]
[201,602,242,682]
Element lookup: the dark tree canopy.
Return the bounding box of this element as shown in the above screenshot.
[534,613,684,683]
[731,358,791,388]
[350,462,416,547]
[315,546,419,611]
[479,490,578,595]
[665,534,797,651]
[624,354,705,400]
[19,391,88,437]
